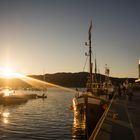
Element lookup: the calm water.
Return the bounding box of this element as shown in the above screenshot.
[0,88,85,140]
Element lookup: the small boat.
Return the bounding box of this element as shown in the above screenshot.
[0,95,28,105]
[37,70,47,99]
[0,88,28,105]
[72,22,109,139]
[37,93,47,98]
[23,93,37,99]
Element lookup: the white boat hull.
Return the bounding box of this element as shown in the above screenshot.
[72,94,107,138]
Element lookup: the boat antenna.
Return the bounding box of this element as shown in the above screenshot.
[105,64,110,82]
[94,57,97,82]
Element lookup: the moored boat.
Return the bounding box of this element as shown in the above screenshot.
[0,88,28,105]
[72,22,109,139]
[1,95,28,105]
[23,93,37,99]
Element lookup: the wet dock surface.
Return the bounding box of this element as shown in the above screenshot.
[95,90,140,140]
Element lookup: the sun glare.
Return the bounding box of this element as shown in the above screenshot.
[3,67,14,79]
[0,66,76,93]
[0,66,17,79]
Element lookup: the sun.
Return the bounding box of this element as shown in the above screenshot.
[0,66,15,79]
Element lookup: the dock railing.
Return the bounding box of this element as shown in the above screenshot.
[89,92,117,140]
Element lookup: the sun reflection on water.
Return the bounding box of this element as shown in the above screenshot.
[2,112,10,117]
[72,105,86,139]
[3,89,13,97]
[3,118,9,124]
[1,112,10,124]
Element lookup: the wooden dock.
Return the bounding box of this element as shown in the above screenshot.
[89,90,140,140]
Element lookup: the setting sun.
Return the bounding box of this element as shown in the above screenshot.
[0,66,16,79]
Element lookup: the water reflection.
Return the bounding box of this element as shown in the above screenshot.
[2,112,10,117]
[0,89,74,139]
[3,118,9,124]
[1,111,10,124]
[72,110,86,139]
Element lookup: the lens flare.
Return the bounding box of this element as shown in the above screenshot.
[19,74,76,92]
[0,66,76,93]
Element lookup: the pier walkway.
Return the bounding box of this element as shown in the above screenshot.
[90,90,140,140]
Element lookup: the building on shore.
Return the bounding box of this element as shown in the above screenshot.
[135,59,140,82]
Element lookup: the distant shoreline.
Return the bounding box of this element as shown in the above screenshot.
[0,72,137,89]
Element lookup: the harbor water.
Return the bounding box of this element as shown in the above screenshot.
[0,88,85,140]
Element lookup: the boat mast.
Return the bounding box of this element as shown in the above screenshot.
[105,64,109,80]
[88,21,93,92]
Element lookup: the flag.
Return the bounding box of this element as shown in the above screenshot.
[88,20,92,40]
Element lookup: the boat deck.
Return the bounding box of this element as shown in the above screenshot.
[90,90,140,140]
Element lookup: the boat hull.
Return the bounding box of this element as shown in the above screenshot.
[37,95,47,98]
[73,94,106,138]
[0,95,28,105]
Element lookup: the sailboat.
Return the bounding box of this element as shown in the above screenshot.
[37,71,47,99]
[72,22,108,139]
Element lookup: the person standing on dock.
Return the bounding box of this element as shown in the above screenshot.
[118,84,122,98]
[127,84,133,101]
[123,79,129,95]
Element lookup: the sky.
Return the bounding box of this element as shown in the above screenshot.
[0,0,140,78]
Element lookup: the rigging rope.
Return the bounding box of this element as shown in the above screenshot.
[83,55,89,72]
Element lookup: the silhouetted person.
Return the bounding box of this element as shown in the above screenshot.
[118,85,122,97]
[127,85,133,101]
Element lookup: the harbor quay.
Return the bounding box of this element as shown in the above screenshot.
[93,89,140,140]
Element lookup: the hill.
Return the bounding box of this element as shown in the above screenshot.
[29,72,136,88]
[0,72,136,89]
